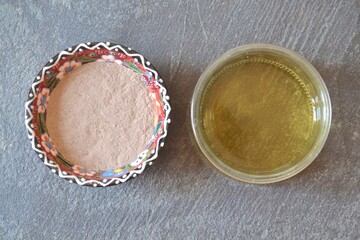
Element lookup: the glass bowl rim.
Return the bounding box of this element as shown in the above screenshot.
[190,43,332,184]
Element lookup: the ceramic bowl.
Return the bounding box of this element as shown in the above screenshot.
[25,42,171,187]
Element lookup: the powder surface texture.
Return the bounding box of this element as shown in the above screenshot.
[46,62,155,170]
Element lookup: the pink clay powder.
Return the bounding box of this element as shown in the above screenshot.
[46,62,155,170]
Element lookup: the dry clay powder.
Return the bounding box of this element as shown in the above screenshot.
[46,62,155,170]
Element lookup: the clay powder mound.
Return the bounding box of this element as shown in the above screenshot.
[46,61,155,170]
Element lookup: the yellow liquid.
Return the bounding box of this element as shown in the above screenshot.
[200,57,317,174]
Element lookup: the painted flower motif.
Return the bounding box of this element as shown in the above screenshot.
[141,72,156,88]
[96,55,123,65]
[153,121,163,136]
[150,92,164,116]
[145,71,152,79]
[102,168,125,178]
[36,88,50,113]
[72,165,96,177]
[138,150,149,160]
[130,158,143,167]
[57,60,82,79]
[40,133,58,157]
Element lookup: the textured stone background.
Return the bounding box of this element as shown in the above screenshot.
[0,0,359,239]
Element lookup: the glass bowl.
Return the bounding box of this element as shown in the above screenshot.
[191,44,331,184]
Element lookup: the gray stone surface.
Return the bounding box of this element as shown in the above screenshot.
[0,0,359,239]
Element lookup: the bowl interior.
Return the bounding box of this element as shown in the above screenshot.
[191,44,331,183]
